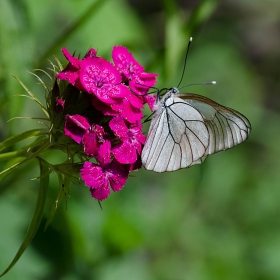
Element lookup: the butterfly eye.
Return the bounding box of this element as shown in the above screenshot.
[171,87,179,94]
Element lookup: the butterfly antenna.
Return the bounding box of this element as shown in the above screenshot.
[177,37,193,88]
[179,81,216,89]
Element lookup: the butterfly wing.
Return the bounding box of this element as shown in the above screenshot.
[141,93,251,172]
[142,94,210,172]
[181,93,251,156]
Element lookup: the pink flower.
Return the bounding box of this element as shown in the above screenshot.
[80,141,129,200]
[57,47,98,92]
[109,117,146,164]
[57,45,158,200]
[64,114,90,144]
[82,124,106,157]
[57,48,85,91]
[112,46,158,95]
[80,57,128,104]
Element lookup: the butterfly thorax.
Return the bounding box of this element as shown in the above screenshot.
[154,87,179,111]
[163,87,179,106]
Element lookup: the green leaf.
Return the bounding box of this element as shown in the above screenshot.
[12,75,49,118]
[0,158,49,277]
[0,140,50,176]
[44,174,70,230]
[0,157,25,185]
[0,129,47,152]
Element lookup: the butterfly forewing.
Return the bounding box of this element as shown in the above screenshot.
[142,93,210,172]
[141,91,251,172]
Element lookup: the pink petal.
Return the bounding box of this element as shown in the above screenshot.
[126,91,144,109]
[112,99,143,123]
[112,46,144,79]
[84,48,97,58]
[90,182,110,200]
[91,96,119,117]
[80,162,105,189]
[83,124,109,161]
[109,117,128,138]
[81,160,128,200]
[57,64,79,85]
[131,126,146,145]
[143,94,156,111]
[80,57,121,87]
[57,63,86,92]
[61,47,80,68]
[82,130,99,157]
[96,140,111,166]
[92,124,106,141]
[112,141,137,164]
[129,154,142,171]
[129,82,149,95]
[64,114,90,143]
[107,160,129,191]
[80,57,125,103]
[138,72,158,87]
[130,73,158,95]
[132,139,143,155]
[95,85,125,104]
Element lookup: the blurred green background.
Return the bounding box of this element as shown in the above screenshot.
[0,0,280,279]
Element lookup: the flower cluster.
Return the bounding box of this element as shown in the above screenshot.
[57,46,157,200]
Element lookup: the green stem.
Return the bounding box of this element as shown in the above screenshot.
[0,159,50,277]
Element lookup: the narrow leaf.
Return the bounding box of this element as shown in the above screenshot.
[0,159,49,277]
[44,174,70,230]
[12,75,49,117]
[0,140,50,176]
[0,157,25,185]
[0,129,47,152]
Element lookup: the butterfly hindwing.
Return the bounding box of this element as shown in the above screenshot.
[182,94,251,155]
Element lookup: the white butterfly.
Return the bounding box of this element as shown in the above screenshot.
[141,87,251,172]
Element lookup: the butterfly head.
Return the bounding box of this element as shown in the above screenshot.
[156,87,179,102]
[170,87,179,95]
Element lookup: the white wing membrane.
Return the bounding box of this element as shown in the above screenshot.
[141,91,251,172]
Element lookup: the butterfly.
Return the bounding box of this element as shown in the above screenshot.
[141,87,251,172]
